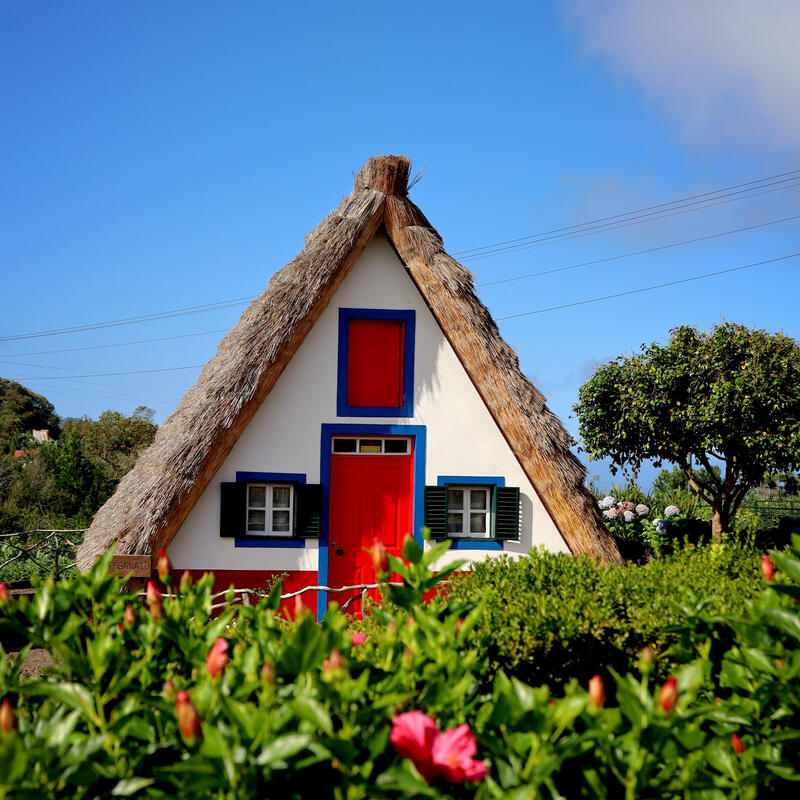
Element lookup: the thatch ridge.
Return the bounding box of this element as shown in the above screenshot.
[77,155,619,571]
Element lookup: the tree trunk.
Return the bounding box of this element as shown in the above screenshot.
[711,501,732,543]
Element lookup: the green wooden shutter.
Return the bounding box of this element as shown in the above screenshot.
[295,484,322,538]
[220,482,247,538]
[424,486,448,539]
[493,486,520,540]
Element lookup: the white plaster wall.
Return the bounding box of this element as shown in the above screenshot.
[167,234,569,571]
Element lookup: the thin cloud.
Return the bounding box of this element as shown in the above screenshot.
[559,0,800,154]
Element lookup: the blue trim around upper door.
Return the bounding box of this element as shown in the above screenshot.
[318,423,427,620]
[436,475,506,551]
[336,308,416,417]
[234,472,307,548]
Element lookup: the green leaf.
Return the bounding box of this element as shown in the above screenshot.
[291,696,333,735]
[111,777,156,796]
[375,764,437,796]
[762,608,800,641]
[771,551,800,584]
[402,537,424,565]
[256,733,313,766]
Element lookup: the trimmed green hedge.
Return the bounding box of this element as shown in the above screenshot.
[438,544,763,688]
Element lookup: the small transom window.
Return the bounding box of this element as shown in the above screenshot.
[247,484,293,536]
[332,437,411,455]
[447,486,490,537]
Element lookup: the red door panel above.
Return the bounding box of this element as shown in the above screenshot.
[346,318,404,408]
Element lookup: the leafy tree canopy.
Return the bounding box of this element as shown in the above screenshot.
[574,322,800,539]
[0,378,61,453]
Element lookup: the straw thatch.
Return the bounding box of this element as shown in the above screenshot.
[76,155,621,571]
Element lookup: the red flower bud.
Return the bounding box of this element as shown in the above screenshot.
[731,733,745,754]
[322,647,345,676]
[371,538,389,574]
[123,604,135,627]
[175,691,201,745]
[163,679,176,702]
[0,583,10,605]
[294,594,306,619]
[588,674,604,708]
[262,661,275,684]
[0,699,15,734]
[206,637,229,679]
[157,548,172,584]
[146,580,163,621]
[761,555,775,582]
[180,569,193,593]
[659,676,678,713]
[117,622,124,632]
[351,631,366,646]
[455,617,464,635]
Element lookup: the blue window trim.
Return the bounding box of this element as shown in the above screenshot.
[437,475,506,551]
[318,423,426,619]
[234,472,307,548]
[236,472,306,484]
[336,308,415,417]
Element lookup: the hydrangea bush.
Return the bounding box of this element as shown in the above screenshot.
[0,537,799,798]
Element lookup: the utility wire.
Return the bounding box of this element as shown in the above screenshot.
[454,167,800,257]
[477,213,800,287]
[3,170,798,344]
[0,298,254,343]
[12,252,799,379]
[461,179,800,262]
[0,329,229,359]
[496,252,800,320]
[13,365,204,381]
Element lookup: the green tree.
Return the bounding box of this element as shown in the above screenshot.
[0,378,60,453]
[63,406,156,483]
[574,323,800,541]
[651,464,721,497]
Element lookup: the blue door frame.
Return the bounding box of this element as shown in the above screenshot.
[317,423,427,619]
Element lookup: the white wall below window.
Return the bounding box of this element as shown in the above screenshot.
[167,234,570,572]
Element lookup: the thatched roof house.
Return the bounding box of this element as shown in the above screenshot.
[77,155,619,611]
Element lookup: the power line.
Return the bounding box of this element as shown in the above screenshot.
[13,364,204,381]
[454,167,800,257]
[0,298,255,343]
[3,169,798,346]
[495,252,800,320]
[477,213,800,287]
[461,179,800,262]
[0,328,229,359]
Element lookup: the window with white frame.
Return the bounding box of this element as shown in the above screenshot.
[246,484,293,535]
[446,486,491,537]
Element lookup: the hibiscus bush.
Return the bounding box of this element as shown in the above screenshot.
[0,536,798,798]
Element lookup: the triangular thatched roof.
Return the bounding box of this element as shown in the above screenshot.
[76,155,620,571]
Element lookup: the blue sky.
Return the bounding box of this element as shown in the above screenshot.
[2,1,799,488]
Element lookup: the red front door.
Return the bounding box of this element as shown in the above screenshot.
[328,443,414,614]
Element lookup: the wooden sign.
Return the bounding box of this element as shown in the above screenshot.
[108,554,151,577]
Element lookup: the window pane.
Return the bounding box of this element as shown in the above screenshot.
[248,486,266,508]
[359,439,382,453]
[448,489,464,510]
[333,438,357,453]
[248,509,266,531]
[384,438,409,454]
[470,489,488,510]
[272,486,290,508]
[470,512,487,534]
[272,510,290,532]
[447,513,464,534]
